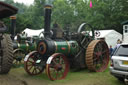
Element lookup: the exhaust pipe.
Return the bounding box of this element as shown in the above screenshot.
[10,16,16,40]
[44,5,52,38]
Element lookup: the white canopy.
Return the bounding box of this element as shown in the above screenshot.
[95,30,122,48]
[22,28,44,37]
[95,30,113,38]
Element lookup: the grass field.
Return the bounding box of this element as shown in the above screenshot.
[7,66,124,85]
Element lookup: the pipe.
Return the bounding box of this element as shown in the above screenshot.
[10,16,16,40]
[44,5,52,38]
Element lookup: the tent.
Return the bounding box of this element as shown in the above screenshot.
[95,30,122,48]
[22,28,44,37]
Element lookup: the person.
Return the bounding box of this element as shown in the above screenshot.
[111,39,122,57]
[109,45,113,56]
[117,39,122,44]
[115,39,122,49]
[52,22,63,39]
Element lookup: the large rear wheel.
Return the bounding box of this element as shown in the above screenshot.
[86,40,109,72]
[0,34,13,74]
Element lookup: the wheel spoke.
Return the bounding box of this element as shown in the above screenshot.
[53,59,57,65]
[34,68,38,74]
[28,65,33,71]
[28,60,34,64]
[32,68,35,74]
[102,50,107,54]
[59,56,61,64]
[36,66,42,72]
[56,71,59,79]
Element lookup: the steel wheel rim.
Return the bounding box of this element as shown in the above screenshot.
[46,53,69,80]
[13,49,25,67]
[24,51,44,75]
[86,40,109,72]
[93,41,109,72]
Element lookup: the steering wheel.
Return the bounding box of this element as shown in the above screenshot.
[77,23,94,37]
[77,23,95,49]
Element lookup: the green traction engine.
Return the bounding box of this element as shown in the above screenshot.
[10,16,41,67]
[12,34,38,66]
[10,14,42,67]
[23,3,109,81]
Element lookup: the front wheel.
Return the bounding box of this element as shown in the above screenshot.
[13,49,25,67]
[46,53,69,80]
[24,51,44,75]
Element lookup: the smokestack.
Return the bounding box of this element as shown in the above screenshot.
[44,5,52,38]
[10,16,16,40]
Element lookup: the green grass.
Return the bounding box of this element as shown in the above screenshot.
[10,66,124,85]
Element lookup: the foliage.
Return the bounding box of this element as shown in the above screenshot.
[1,0,128,34]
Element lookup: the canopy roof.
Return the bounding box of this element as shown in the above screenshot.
[23,28,44,37]
[0,1,18,19]
[95,30,114,38]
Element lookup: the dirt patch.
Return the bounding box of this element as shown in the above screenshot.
[0,74,28,85]
[0,67,124,85]
[0,68,50,85]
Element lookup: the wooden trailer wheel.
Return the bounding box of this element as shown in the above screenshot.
[46,53,69,80]
[24,51,44,75]
[86,40,109,72]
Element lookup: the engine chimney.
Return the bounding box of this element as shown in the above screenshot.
[10,16,16,40]
[44,5,52,38]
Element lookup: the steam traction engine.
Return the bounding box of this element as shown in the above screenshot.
[24,5,109,80]
[10,16,41,67]
[12,34,38,66]
[0,2,18,73]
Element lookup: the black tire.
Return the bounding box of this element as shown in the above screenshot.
[118,78,124,82]
[0,34,13,74]
[115,76,124,82]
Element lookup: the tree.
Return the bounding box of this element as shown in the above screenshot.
[2,0,128,34]
[29,0,45,29]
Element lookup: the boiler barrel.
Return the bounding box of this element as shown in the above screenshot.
[55,41,79,55]
[38,40,79,56]
[13,42,36,51]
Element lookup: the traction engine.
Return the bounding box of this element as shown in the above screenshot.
[0,2,18,73]
[10,16,40,67]
[24,4,109,80]
[13,34,38,66]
